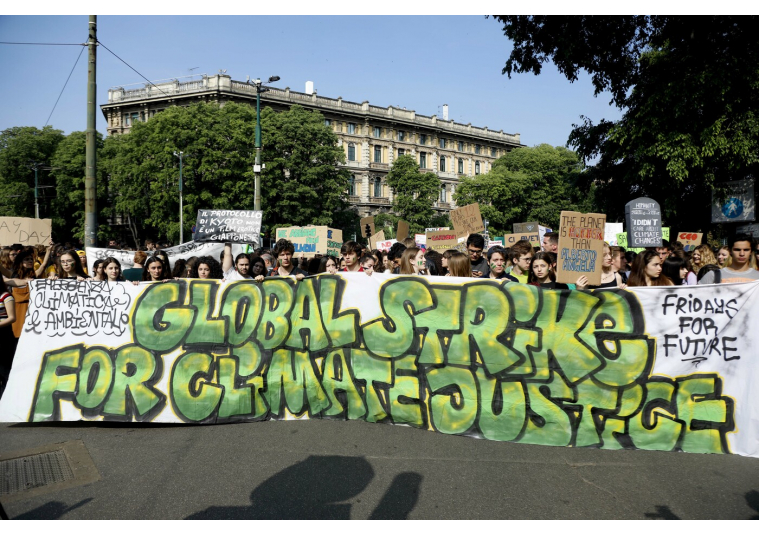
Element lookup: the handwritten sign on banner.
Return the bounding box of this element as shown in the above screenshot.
[556,210,606,286]
[276,226,342,257]
[0,217,52,245]
[450,203,485,236]
[193,210,262,244]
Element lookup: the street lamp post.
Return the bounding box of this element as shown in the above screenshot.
[483,219,490,244]
[31,162,40,219]
[251,75,280,211]
[173,151,184,244]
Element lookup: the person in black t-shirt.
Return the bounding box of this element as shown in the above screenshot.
[272,239,308,280]
[466,233,489,278]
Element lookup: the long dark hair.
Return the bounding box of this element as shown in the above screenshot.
[528,251,556,284]
[317,256,338,274]
[92,259,105,281]
[190,256,223,279]
[628,250,673,287]
[662,255,686,285]
[102,257,124,282]
[11,247,37,279]
[142,256,166,281]
[58,249,88,279]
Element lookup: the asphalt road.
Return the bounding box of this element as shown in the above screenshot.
[1,418,758,520]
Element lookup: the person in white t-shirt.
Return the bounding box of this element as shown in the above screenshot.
[699,235,759,284]
[222,244,252,281]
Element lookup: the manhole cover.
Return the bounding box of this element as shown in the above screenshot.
[1,449,75,495]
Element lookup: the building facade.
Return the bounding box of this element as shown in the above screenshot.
[101,73,524,218]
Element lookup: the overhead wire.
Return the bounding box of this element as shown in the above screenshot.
[97,39,169,96]
[0,41,86,46]
[44,45,86,127]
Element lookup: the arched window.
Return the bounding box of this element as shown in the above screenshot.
[475,161,480,175]
[440,156,446,172]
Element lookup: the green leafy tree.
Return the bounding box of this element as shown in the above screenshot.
[49,131,111,242]
[454,144,591,235]
[260,105,350,228]
[494,15,759,231]
[386,154,440,234]
[0,126,64,219]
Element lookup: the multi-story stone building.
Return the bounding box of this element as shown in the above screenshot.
[101,73,524,218]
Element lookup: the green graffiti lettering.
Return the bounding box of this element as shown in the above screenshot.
[75,347,114,411]
[351,348,392,422]
[185,281,226,346]
[220,281,263,346]
[475,368,526,441]
[133,282,193,353]
[415,286,461,366]
[426,365,477,435]
[170,350,224,422]
[627,379,682,451]
[676,375,733,454]
[31,345,82,422]
[321,348,366,419]
[265,349,330,417]
[286,277,329,351]
[318,276,358,348]
[217,341,267,420]
[388,355,425,427]
[520,371,574,447]
[255,280,295,350]
[103,345,165,420]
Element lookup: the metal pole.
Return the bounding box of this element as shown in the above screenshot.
[254,81,262,211]
[179,152,183,244]
[84,15,98,247]
[33,164,39,218]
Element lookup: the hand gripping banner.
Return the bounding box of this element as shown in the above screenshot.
[1,274,757,458]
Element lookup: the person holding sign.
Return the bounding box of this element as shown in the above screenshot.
[222,244,252,281]
[339,241,363,273]
[272,239,308,280]
[627,250,673,287]
[48,250,89,281]
[586,244,625,289]
[487,247,509,280]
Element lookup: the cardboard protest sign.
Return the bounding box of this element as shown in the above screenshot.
[4,275,758,459]
[450,203,485,236]
[360,216,375,241]
[425,230,460,250]
[514,222,552,245]
[369,230,385,250]
[193,209,262,244]
[375,239,397,252]
[556,211,606,286]
[604,222,624,246]
[712,178,756,223]
[677,232,703,252]
[396,220,410,241]
[0,217,51,246]
[276,226,342,256]
[625,197,662,248]
[502,233,540,248]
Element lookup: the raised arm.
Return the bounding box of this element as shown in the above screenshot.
[35,241,54,278]
[222,243,233,273]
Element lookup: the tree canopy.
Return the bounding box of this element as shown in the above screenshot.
[494,16,759,231]
[385,154,441,234]
[454,144,592,234]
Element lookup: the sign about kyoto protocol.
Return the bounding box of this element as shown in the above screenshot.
[276,226,342,257]
[193,210,263,244]
[3,275,758,459]
[556,210,606,286]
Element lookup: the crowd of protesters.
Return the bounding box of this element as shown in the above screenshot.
[1,230,758,397]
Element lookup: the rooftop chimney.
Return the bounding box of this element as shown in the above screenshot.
[443,104,449,121]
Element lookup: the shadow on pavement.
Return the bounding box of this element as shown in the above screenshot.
[12,498,93,520]
[188,455,374,519]
[369,472,422,519]
[644,505,681,520]
[747,490,759,519]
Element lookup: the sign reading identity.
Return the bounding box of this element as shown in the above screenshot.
[625,197,663,248]
[276,226,343,256]
[194,209,262,244]
[556,210,606,286]
[712,179,756,223]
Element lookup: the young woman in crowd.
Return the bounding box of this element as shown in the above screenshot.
[585,243,625,289]
[8,245,53,340]
[317,256,339,275]
[445,251,472,278]
[190,256,223,280]
[90,259,105,281]
[49,249,89,280]
[627,250,673,287]
[424,249,443,277]
[662,255,689,285]
[184,257,199,278]
[717,245,731,268]
[142,255,169,282]
[697,264,722,284]
[249,256,268,281]
[371,250,385,274]
[102,257,125,282]
[171,259,187,279]
[611,247,628,284]
[487,247,508,279]
[528,251,568,289]
[690,245,716,274]
[360,254,376,276]
[0,248,12,274]
[399,247,426,275]
[440,250,454,277]
[0,276,17,398]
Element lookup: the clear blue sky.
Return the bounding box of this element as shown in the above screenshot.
[0,15,623,149]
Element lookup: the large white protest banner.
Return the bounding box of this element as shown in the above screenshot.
[2,277,757,458]
[86,241,246,273]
